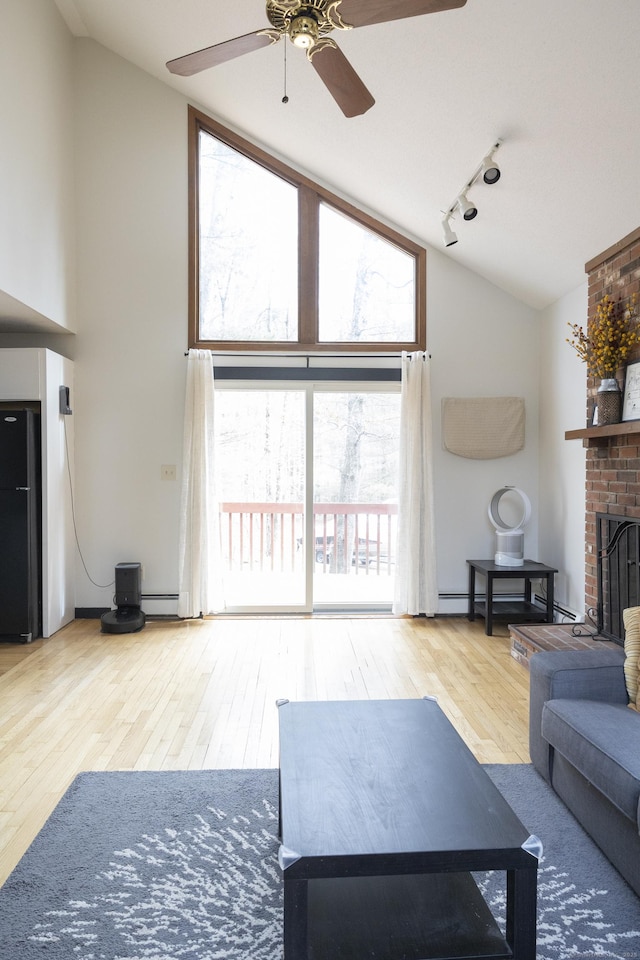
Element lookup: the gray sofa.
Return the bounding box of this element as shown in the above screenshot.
[529,645,640,896]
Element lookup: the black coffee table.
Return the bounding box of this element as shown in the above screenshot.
[277,697,539,960]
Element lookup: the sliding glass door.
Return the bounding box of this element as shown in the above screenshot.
[213,382,399,612]
[313,389,399,608]
[213,388,307,609]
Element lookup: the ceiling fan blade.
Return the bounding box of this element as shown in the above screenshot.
[336,0,467,29]
[310,43,375,118]
[166,31,278,77]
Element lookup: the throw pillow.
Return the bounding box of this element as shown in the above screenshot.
[622,606,640,709]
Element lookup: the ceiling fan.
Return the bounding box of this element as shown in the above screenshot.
[166,0,467,118]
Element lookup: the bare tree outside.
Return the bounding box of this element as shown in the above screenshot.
[318,203,415,343]
[198,131,298,342]
[197,130,417,347]
[314,391,399,579]
[214,389,305,565]
[316,216,403,573]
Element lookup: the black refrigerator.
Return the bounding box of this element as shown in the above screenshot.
[0,409,41,642]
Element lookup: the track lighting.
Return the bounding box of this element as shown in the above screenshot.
[457,193,477,221]
[442,216,458,247]
[441,139,502,246]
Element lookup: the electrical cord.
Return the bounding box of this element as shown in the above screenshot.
[63,417,114,589]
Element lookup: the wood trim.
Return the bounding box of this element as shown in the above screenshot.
[416,244,427,350]
[585,225,640,275]
[565,419,640,445]
[187,106,200,351]
[298,184,318,347]
[187,106,426,353]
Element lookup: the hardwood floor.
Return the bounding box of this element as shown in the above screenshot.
[0,614,530,886]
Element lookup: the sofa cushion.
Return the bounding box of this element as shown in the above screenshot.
[541,698,640,825]
[623,606,640,709]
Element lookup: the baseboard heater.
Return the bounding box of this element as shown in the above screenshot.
[439,591,575,622]
[76,593,180,621]
[532,593,577,622]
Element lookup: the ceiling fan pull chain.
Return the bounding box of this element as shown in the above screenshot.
[282,39,289,104]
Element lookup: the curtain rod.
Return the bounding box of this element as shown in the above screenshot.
[183,351,412,359]
[183,351,431,360]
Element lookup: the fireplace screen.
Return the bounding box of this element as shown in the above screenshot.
[596,512,640,644]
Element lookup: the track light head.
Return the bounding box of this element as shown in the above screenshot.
[458,194,477,221]
[441,217,458,247]
[481,154,501,184]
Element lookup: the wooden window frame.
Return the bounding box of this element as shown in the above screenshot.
[188,106,426,353]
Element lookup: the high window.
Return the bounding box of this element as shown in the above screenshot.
[188,107,426,352]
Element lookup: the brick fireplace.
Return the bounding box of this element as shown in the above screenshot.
[583,226,640,618]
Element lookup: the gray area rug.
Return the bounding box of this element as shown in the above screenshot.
[0,765,639,959]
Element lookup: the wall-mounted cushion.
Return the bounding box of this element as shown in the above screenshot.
[441,397,524,459]
[622,606,640,709]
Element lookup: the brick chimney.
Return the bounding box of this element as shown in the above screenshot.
[583,227,640,612]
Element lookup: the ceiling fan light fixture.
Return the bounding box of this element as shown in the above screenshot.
[290,15,319,49]
[442,216,458,247]
[458,193,477,221]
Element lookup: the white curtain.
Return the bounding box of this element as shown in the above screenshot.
[392,351,438,616]
[177,349,224,618]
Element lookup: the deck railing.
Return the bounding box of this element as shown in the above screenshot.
[219,502,397,575]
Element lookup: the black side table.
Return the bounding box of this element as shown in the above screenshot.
[467,559,557,636]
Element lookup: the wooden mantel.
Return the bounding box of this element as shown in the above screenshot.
[565,420,640,446]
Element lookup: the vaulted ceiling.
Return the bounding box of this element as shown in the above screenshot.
[55,0,640,310]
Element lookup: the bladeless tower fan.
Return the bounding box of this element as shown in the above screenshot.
[488,486,531,566]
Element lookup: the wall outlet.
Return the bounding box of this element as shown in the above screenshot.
[161,464,176,481]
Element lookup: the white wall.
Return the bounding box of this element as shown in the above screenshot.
[427,249,541,610]
[73,40,188,609]
[0,0,75,331]
[538,283,587,617]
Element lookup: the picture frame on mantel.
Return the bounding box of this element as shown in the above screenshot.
[622,360,640,421]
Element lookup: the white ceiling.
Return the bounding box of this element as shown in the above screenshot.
[54,0,640,311]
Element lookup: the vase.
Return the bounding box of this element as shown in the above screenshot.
[596,377,622,425]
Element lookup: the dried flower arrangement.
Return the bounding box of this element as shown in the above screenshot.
[567,293,640,379]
